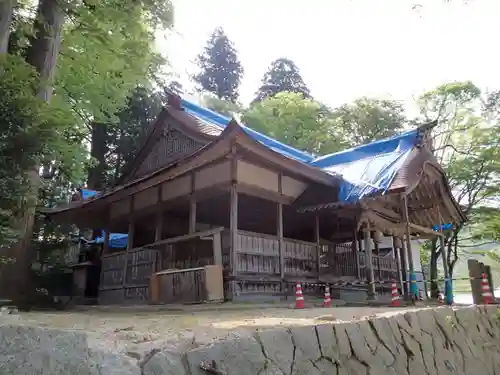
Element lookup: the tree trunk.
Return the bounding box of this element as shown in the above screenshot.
[88,122,108,190]
[0,0,65,308]
[429,239,439,298]
[0,0,16,54]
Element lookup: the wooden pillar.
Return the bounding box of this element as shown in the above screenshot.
[155,211,163,242]
[314,215,321,277]
[399,237,409,299]
[392,236,404,296]
[354,230,361,279]
[277,202,284,290]
[212,231,223,266]
[374,241,381,281]
[277,174,285,292]
[363,226,376,299]
[153,211,163,272]
[401,196,415,274]
[439,234,449,281]
[103,229,110,255]
[229,184,238,297]
[189,197,197,234]
[122,215,134,288]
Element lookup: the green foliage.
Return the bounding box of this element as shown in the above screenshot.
[415,81,500,287]
[194,27,244,103]
[201,93,243,118]
[253,58,310,103]
[243,92,345,155]
[330,97,407,145]
[0,54,86,249]
[109,86,165,182]
[1,0,174,274]
[57,1,166,124]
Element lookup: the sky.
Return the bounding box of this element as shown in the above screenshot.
[159,0,500,111]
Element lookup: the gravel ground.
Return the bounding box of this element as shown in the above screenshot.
[0,304,426,354]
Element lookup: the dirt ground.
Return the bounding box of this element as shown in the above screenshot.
[0,303,426,354]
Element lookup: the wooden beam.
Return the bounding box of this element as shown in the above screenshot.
[409,222,442,237]
[234,183,293,205]
[363,200,400,221]
[143,227,225,248]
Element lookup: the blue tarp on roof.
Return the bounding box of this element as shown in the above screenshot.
[80,190,128,248]
[95,231,128,249]
[180,99,315,163]
[180,98,425,203]
[80,188,99,200]
[310,130,419,202]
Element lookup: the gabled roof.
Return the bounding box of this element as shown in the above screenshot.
[179,98,315,163]
[45,117,338,224]
[310,129,420,202]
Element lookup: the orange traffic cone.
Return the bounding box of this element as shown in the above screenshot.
[481,273,493,305]
[295,282,305,309]
[323,285,332,308]
[391,280,400,307]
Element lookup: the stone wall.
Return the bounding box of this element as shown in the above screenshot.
[1,306,500,375]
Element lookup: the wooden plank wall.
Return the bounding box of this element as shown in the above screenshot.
[358,253,397,281]
[320,241,358,279]
[233,230,318,295]
[156,268,206,304]
[99,248,156,304]
[159,238,213,270]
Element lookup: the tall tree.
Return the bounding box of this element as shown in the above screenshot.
[243,92,344,155]
[416,81,500,297]
[331,97,407,146]
[193,27,243,103]
[253,58,310,103]
[87,86,165,189]
[0,0,174,306]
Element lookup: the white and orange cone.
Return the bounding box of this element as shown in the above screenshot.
[323,285,332,308]
[295,282,305,309]
[391,280,401,307]
[419,289,425,301]
[438,292,444,304]
[481,273,493,305]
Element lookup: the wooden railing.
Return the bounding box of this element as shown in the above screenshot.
[235,230,318,277]
[320,242,358,279]
[358,253,398,281]
[99,228,224,305]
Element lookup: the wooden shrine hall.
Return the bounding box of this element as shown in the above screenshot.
[47,93,465,305]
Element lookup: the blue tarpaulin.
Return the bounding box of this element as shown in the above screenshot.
[180,98,422,203]
[80,190,128,249]
[80,188,99,200]
[180,99,315,163]
[310,130,419,202]
[94,231,128,249]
